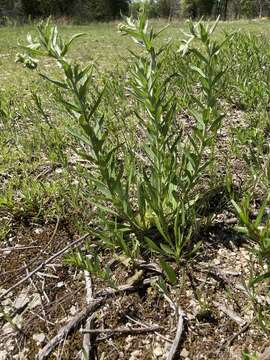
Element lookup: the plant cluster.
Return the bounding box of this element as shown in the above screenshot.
[16,9,233,283]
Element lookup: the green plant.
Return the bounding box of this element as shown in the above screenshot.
[232,195,270,287]
[242,349,259,360]
[223,32,270,111]
[64,247,114,285]
[0,217,11,242]
[119,14,231,259]
[17,10,231,282]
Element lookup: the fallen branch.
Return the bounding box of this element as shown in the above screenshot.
[49,215,60,243]
[82,325,161,336]
[38,276,158,359]
[0,245,41,252]
[95,276,159,298]
[219,321,251,351]
[125,314,173,343]
[0,233,90,302]
[81,255,96,360]
[25,262,51,332]
[213,301,246,326]
[156,284,186,360]
[167,306,185,360]
[207,268,231,288]
[38,298,105,360]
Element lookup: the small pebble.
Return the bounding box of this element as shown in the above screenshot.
[181,348,189,358]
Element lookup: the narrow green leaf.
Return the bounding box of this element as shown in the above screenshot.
[160,259,177,285]
[145,237,162,253]
[249,272,270,286]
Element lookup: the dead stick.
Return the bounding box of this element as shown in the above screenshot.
[125,315,173,343]
[95,276,159,298]
[0,233,90,302]
[213,301,246,326]
[25,263,51,332]
[38,298,105,360]
[156,284,186,360]
[82,325,161,336]
[0,246,41,252]
[49,215,60,243]
[38,277,157,359]
[81,255,96,360]
[219,321,251,351]
[167,307,185,360]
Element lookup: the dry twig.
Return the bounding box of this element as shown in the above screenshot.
[125,315,173,343]
[213,301,246,326]
[25,263,51,332]
[0,245,41,252]
[0,233,90,302]
[81,255,96,360]
[95,276,158,298]
[156,285,186,360]
[38,298,105,360]
[219,321,251,351]
[167,306,185,360]
[38,277,157,359]
[82,325,161,336]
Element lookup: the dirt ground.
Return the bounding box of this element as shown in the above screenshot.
[0,215,269,359]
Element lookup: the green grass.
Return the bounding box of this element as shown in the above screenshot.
[1,18,270,88]
[0,18,269,231]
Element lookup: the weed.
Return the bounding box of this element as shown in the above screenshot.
[16,10,233,283]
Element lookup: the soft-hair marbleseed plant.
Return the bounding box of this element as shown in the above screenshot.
[16,9,233,283]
